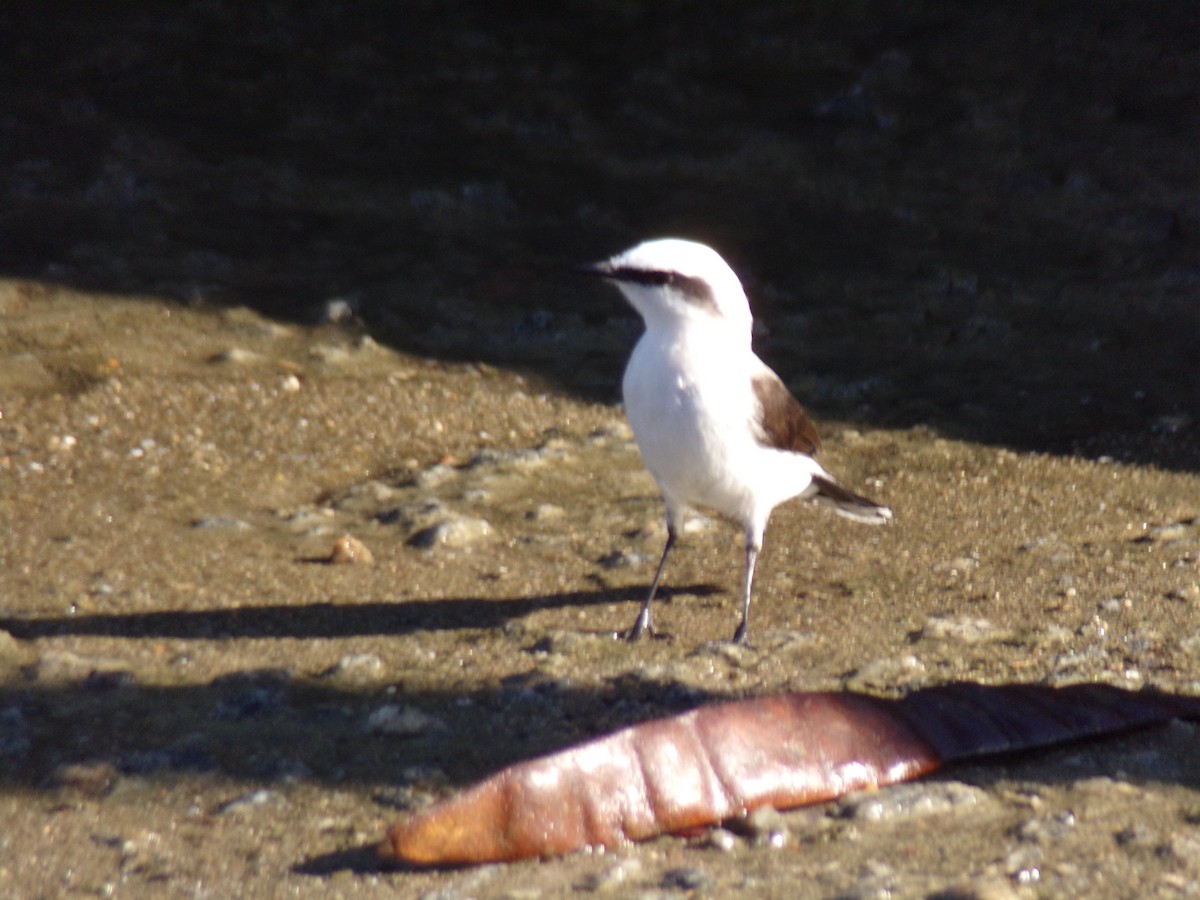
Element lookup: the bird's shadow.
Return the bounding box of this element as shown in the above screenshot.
[0,585,721,641]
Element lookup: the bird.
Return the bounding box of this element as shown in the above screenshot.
[582,237,892,644]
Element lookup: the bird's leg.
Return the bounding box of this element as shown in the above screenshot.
[731,534,761,645]
[624,525,676,641]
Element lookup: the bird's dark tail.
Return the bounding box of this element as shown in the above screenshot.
[810,475,893,525]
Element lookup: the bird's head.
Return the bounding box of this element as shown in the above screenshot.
[581,238,753,335]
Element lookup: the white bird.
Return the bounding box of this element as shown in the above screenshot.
[583,238,892,644]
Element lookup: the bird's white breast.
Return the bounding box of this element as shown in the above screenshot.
[622,324,824,524]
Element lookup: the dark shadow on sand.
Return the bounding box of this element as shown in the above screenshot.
[1,2,1197,469]
[0,585,720,642]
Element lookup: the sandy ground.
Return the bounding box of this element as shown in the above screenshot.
[2,3,1199,898]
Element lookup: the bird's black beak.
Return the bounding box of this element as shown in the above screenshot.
[575,260,615,279]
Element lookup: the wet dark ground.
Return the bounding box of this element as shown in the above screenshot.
[2,2,1200,897]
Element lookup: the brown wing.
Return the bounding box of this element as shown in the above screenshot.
[751,371,821,456]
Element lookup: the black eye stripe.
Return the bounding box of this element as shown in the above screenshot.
[605,267,717,309]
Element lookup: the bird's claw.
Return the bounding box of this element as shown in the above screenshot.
[618,616,669,642]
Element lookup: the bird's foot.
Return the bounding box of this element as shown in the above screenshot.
[618,612,668,642]
[731,621,753,647]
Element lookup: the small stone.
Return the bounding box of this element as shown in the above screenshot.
[321,653,386,687]
[1114,823,1156,847]
[192,515,252,531]
[1167,583,1200,603]
[577,858,643,892]
[844,654,925,690]
[319,296,359,324]
[366,704,446,737]
[702,827,737,851]
[328,534,374,565]
[526,503,565,522]
[1004,845,1043,882]
[1015,810,1076,843]
[661,867,712,891]
[48,434,77,452]
[282,507,336,532]
[743,806,789,847]
[408,515,493,549]
[375,501,437,531]
[215,788,275,815]
[597,548,648,570]
[208,347,260,365]
[921,614,998,642]
[309,344,353,365]
[838,781,988,823]
[1098,596,1126,614]
[1136,522,1190,543]
[412,462,458,490]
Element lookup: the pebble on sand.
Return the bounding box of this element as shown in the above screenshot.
[920,614,999,643]
[320,653,387,688]
[837,781,989,823]
[365,704,447,737]
[407,515,493,549]
[327,534,374,565]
